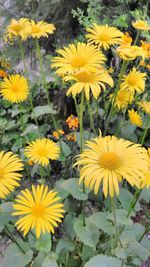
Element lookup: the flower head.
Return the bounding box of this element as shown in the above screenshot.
[0,69,7,78]
[111,88,134,110]
[75,135,148,197]
[65,68,114,100]
[0,151,23,199]
[86,24,123,50]
[117,45,145,61]
[24,138,60,167]
[121,68,146,94]
[140,41,150,58]
[12,185,65,238]
[132,20,150,31]
[29,20,55,39]
[121,32,132,45]
[66,115,79,130]
[5,18,31,42]
[67,133,76,142]
[128,109,142,127]
[139,101,150,114]
[53,130,64,140]
[141,149,150,188]
[51,43,106,76]
[0,74,29,103]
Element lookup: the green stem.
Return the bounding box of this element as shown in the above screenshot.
[111,197,123,247]
[79,91,86,226]
[40,166,44,183]
[65,252,69,267]
[133,31,140,45]
[73,96,80,117]
[35,38,63,154]
[5,226,25,254]
[104,60,127,135]
[139,115,150,145]
[18,39,41,137]
[138,224,150,243]
[127,189,141,217]
[86,99,97,135]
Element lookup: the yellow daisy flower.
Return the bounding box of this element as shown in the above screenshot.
[121,32,132,45]
[141,148,150,188]
[128,109,142,127]
[29,20,55,39]
[24,138,60,167]
[0,74,29,103]
[132,20,150,31]
[64,69,114,100]
[140,41,150,58]
[5,18,31,42]
[12,184,65,238]
[75,134,148,197]
[86,24,123,50]
[117,45,146,61]
[121,68,146,94]
[51,42,106,76]
[139,101,150,114]
[0,151,23,199]
[112,88,134,110]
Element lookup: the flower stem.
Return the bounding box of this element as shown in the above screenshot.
[86,99,97,135]
[18,39,41,136]
[133,31,140,45]
[111,197,123,247]
[138,224,150,243]
[104,60,127,135]
[139,115,150,145]
[79,91,86,226]
[5,225,25,254]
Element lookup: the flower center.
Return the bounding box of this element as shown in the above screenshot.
[31,26,41,34]
[32,203,45,217]
[38,148,48,157]
[11,85,20,93]
[11,24,23,33]
[117,91,126,101]
[71,57,87,68]
[99,152,121,170]
[127,76,136,86]
[98,33,110,42]
[75,71,93,82]
[0,167,5,179]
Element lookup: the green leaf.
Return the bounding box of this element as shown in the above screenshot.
[118,188,140,212]
[1,243,33,267]
[34,105,56,117]
[73,218,99,248]
[63,213,76,239]
[87,212,115,235]
[56,239,74,257]
[0,202,14,228]
[106,209,132,226]
[32,252,46,267]
[59,141,71,158]
[81,245,96,261]
[21,124,38,136]
[84,254,122,267]
[35,233,51,253]
[61,178,88,200]
[139,188,150,202]
[42,253,58,267]
[54,179,69,199]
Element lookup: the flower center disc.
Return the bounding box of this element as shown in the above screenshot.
[11,85,20,93]
[99,152,121,170]
[71,57,87,68]
[32,203,45,217]
[31,26,41,34]
[75,71,92,82]
[98,33,110,41]
[12,24,23,33]
[38,148,48,157]
[127,76,136,86]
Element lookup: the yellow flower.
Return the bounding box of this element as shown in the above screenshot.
[66,115,79,130]
[53,130,64,139]
[75,134,148,197]
[0,74,29,103]
[140,41,150,58]
[67,133,76,142]
[0,69,7,78]
[117,45,145,61]
[51,43,106,76]
[139,60,146,67]
[139,101,150,114]
[5,18,31,42]
[121,68,146,94]
[141,149,150,188]
[12,185,65,238]
[132,20,150,31]
[121,32,132,45]
[65,69,114,100]
[0,151,23,199]
[128,109,142,127]
[29,20,55,39]
[86,24,123,50]
[112,88,134,110]
[24,138,60,167]
[146,64,150,70]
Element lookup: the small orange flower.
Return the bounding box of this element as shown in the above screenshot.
[53,129,64,140]
[0,69,7,78]
[121,32,132,45]
[27,160,33,166]
[66,115,79,130]
[67,133,76,142]
[141,41,150,58]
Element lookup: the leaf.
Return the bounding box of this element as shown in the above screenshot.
[32,252,46,267]
[59,141,71,158]
[35,233,51,253]
[73,218,99,248]
[54,179,69,199]
[87,212,115,235]
[63,213,76,239]
[56,239,74,256]
[0,202,14,228]
[61,178,88,200]
[42,253,58,267]
[84,254,122,267]
[106,209,132,226]
[34,105,56,117]
[139,188,150,202]
[1,243,33,267]
[118,188,140,212]
[21,124,38,136]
